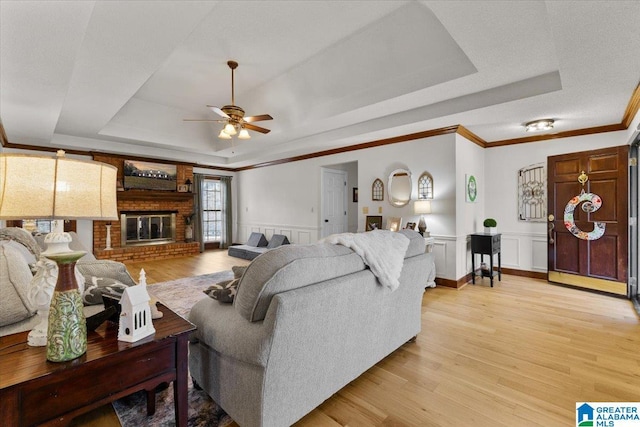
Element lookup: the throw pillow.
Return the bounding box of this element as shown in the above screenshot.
[0,243,37,327]
[204,278,239,304]
[76,260,136,305]
[82,276,129,305]
[232,265,247,279]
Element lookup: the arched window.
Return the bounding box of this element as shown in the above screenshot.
[372,178,384,201]
[417,172,433,200]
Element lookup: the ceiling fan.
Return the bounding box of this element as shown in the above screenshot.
[184,60,272,140]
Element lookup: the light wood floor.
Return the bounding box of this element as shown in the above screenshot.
[72,251,640,427]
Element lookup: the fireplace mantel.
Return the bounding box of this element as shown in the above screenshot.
[91,153,199,262]
[117,191,193,201]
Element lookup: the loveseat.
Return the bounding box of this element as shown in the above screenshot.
[0,227,137,337]
[228,232,290,260]
[189,229,432,427]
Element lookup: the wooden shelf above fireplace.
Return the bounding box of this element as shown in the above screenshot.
[117,190,193,201]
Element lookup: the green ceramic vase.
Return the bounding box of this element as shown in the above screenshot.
[45,251,87,362]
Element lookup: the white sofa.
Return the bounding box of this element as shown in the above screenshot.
[188,229,432,427]
[0,228,136,337]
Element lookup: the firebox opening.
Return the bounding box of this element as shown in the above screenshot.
[121,212,177,246]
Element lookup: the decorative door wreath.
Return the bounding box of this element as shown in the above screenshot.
[563,191,605,241]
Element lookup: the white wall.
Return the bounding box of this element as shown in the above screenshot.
[236,133,460,279]
[484,130,632,274]
[455,135,485,279]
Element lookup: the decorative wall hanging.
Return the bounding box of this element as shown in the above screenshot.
[465,174,477,203]
[417,172,433,200]
[563,170,606,241]
[372,178,384,201]
[517,163,546,222]
[365,215,383,231]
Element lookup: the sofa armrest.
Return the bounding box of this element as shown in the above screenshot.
[188,298,274,367]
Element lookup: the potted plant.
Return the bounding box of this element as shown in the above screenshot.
[483,218,497,234]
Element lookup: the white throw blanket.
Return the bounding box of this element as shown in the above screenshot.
[321,230,409,291]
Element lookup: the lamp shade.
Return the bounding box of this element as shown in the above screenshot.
[414,200,432,215]
[0,151,118,220]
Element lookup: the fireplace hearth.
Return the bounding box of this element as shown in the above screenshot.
[121,212,176,246]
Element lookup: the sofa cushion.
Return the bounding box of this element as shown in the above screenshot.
[0,243,37,327]
[76,260,136,305]
[267,234,290,249]
[246,232,268,247]
[234,243,366,322]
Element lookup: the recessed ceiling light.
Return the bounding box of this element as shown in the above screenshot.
[525,119,555,132]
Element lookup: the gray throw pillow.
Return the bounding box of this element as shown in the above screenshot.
[204,278,239,304]
[246,232,268,247]
[82,276,129,305]
[232,265,247,279]
[76,260,136,305]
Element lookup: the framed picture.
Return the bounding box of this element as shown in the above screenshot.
[385,216,402,232]
[465,174,477,203]
[353,187,358,203]
[404,222,416,230]
[365,215,382,231]
[177,185,189,193]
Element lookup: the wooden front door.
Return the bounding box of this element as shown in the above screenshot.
[547,145,629,295]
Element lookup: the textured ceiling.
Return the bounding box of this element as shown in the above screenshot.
[1,1,639,168]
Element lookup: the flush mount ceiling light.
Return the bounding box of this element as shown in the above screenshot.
[525,119,555,132]
[184,60,273,141]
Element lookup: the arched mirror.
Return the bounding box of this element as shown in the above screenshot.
[388,169,412,207]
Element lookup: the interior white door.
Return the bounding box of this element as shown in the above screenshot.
[321,169,347,238]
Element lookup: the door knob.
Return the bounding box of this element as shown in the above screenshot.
[324,219,329,223]
[548,222,555,245]
[548,214,555,221]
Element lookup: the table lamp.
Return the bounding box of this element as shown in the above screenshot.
[0,150,118,362]
[413,200,432,236]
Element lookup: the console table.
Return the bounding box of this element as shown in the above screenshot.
[0,303,195,427]
[470,233,501,287]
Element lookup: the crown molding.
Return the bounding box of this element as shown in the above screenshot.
[456,125,486,147]
[622,81,640,128]
[3,82,639,168]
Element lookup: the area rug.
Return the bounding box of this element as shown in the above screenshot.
[113,270,235,427]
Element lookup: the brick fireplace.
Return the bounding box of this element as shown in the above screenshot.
[92,154,200,262]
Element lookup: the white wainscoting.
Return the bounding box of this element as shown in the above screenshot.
[430,234,457,281]
[464,231,547,280]
[236,223,320,245]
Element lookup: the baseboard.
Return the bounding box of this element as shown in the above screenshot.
[435,268,546,289]
[435,273,472,289]
[500,267,547,280]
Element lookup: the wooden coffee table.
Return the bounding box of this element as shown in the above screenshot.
[0,303,195,427]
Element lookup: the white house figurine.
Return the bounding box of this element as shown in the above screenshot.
[117,284,155,343]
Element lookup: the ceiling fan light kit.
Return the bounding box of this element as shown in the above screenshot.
[185,60,273,141]
[525,118,554,132]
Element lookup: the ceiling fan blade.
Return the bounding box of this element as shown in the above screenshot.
[244,123,271,134]
[244,114,273,123]
[206,105,230,119]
